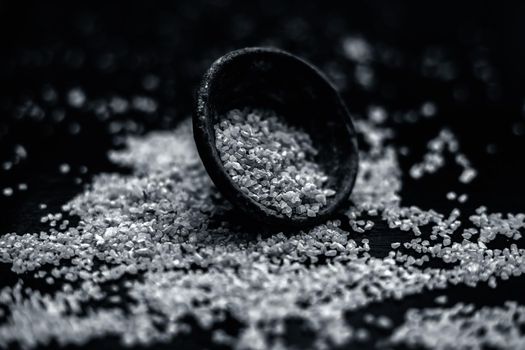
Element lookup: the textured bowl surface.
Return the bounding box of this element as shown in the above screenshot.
[193,47,359,227]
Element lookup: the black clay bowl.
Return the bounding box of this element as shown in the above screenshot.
[193,47,358,227]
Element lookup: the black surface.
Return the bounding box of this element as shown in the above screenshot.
[1,1,525,349]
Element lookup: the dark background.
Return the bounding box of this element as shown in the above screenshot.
[0,1,525,349]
